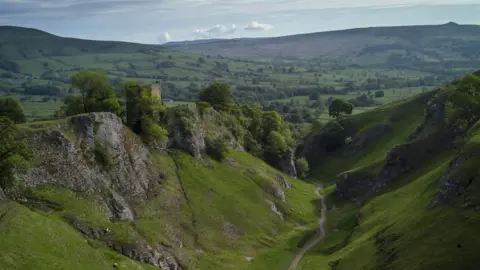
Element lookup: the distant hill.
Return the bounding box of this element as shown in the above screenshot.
[166,22,480,61]
[0,26,166,61]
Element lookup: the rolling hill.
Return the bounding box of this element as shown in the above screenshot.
[166,22,480,64]
[1,24,479,123]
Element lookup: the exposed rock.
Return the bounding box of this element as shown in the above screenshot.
[265,183,286,202]
[373,124,462,192]
[222,222,243,239]
[68,216,183,270]
[265,200,284,220]
[276,174,292,189]
[227,158,238,168]
[277,150,297,178]
[22,113,157,199]
[433,151,480,208]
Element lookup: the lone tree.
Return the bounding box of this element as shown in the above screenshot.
[198,82,233,111]
[328,99,353,119]
[0,98,26,124]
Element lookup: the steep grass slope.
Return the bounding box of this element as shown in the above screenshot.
[1,113,321,270]
[297,75,480,269]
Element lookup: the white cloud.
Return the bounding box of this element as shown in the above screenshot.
[245,21,274,31]
[193,24,236,38]
[157,32,172,43]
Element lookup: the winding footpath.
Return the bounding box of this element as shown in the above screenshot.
[287,186,327,270]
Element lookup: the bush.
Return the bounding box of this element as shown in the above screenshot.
[296,158,309,178]
[196,101,211,116]
[265,131,288,155]
[205,137,229,161]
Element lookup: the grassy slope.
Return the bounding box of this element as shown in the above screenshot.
[1,132,321,270]
[0,201,157,270]
[298,88,480,269]
[309,93,428,183]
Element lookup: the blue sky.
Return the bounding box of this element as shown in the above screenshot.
[1,0,480,44]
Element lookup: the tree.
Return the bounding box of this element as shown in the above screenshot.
[0,98,26,124]
[0,117,30,190]
[328,99,353,119]
[68,71,121,116]
[266,131,288,155]
[198,82,233,111]
[295,158,309,178]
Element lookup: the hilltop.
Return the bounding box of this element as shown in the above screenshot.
[166,22,480,63]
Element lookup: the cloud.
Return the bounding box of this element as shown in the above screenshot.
[193,24,236,38]
[245,21,274,31]
[158,32,172,43]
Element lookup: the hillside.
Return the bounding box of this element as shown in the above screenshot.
[2,25,477,124]
[0,110,321,270]
[293,71,480,269]
[167,22,480,63]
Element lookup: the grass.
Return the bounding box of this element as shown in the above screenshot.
[0,201,154,270]
[309,93,428,183]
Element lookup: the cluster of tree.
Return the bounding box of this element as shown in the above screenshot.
[197,83,301,172]
[55,71,121,118]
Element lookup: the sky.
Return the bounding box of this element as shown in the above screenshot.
[1,0,480,44]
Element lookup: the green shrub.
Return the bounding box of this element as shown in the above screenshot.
[196,101,211,116]
[296,158,310,178]
[265,131,288,155]
[205,137,229,161]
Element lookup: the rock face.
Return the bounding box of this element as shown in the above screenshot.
[277,150,297,178]
[19,113,182,268]
[22,113,161,221]
[68,217,182,270]
[433,152,480,209]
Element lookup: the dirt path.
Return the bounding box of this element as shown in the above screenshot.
[287,186,327,270]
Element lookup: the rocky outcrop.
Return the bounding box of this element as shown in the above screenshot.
[433,151,480,209]
[67,216,182,270]
[276,174,292,189]
[265,182,286,202]
[21,113,162,221]
[277,150,297,178]
[18,113,183,268]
